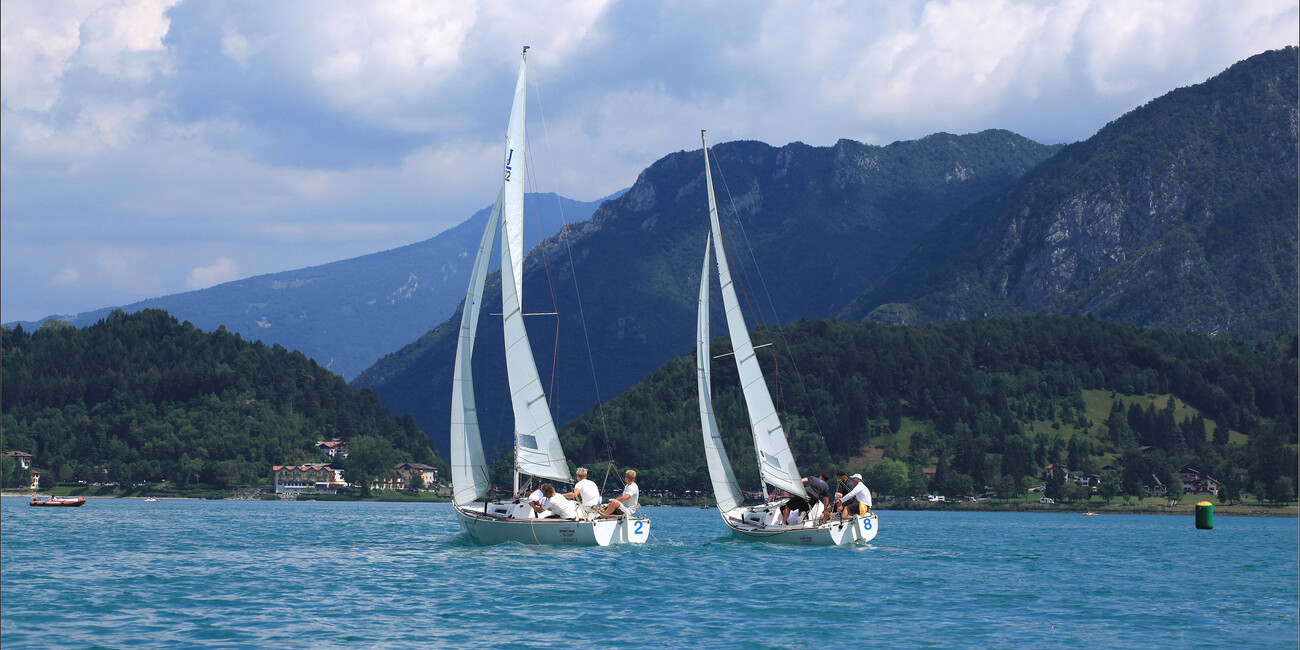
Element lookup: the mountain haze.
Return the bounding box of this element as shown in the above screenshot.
[840,47,1299,339]
[9,193,611,380]
[354,131,1060,454]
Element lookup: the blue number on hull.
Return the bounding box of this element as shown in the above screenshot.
[864,518,873,530]
[634,520,644,535]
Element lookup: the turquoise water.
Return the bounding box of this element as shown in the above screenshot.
[2,498,1296,648]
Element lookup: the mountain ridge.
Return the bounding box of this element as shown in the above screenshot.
[354,130,1061,455]
[839,47,1299,339]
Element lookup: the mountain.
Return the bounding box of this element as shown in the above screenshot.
[6,193,613,380]
[839,47,1299,339]
[354,131,1060,455]
[557,315,1297,500]
[1,309,440,489]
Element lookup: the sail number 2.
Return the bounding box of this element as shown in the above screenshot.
[634,520,644,535]
[504,149,515,181]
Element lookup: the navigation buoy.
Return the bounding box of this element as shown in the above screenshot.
[1195,501,1214,529]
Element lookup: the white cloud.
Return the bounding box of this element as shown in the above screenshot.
[51,267,81,286]
[1,0,1297,323]
[187,256,239,290]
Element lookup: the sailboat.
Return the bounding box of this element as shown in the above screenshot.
[695,131,878,545]
[449,47,650,546]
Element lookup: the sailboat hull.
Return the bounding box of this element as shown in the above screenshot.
[718,505,878,546]
[454,503,650,546]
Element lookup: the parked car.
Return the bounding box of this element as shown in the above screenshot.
[1029,485,1045,492]
[1039,497,1055,504]
[963,496,977,502]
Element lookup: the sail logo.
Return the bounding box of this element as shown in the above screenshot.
[504,149,515,181]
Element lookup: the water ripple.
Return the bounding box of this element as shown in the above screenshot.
[2,499,1296,648]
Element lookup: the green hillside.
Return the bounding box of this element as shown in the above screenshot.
[1,310,442,491]
[558,316,1297,502]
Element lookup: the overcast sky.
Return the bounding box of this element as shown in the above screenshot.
[2,0,1296,323]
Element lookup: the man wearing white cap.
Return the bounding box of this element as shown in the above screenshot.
[831,473,873,520]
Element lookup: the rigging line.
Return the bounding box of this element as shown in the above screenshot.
[710,145,827,440]
[524,132,562,416]
[532,66,616,468]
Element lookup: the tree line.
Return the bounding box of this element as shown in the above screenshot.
[1,309,444,490]
[558,315,1297,503]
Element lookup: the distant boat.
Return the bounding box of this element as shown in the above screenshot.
[695,131,877,546]
[1084,511,1098,516]
[449,47,649,546]
[144,497,159,502]
[30,495,86,507]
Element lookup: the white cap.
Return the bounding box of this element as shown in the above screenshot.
[850,473,863,480]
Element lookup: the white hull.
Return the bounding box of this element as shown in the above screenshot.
[454,502,650,546]
[718,503,878,546]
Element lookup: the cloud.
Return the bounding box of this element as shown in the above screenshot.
[1,0,1297,323]
[186,256,239,290]
[50,267,81,286]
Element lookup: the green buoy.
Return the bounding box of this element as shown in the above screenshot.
[1195,501,1214,529]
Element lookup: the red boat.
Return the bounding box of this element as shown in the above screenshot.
[29,495,86,507]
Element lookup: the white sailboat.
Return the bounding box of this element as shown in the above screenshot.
[696,131,878,545]
[450,47,649,546]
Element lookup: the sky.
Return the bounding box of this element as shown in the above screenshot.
[2,0,1297,323]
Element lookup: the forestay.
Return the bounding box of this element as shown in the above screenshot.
[697,237,744,512]
[702,139,805,498]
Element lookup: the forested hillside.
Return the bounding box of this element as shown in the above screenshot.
[841,47,1298,339]
[1,310,441,489]
[357,130,1059,454]
[559,316,1297,502]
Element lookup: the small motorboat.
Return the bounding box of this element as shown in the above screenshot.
[1084,511,1098,516]
[30,495,86,507]
[144,497,159,502]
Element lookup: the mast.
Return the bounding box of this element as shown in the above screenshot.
[701,130,806,500]
[500,46,571,491]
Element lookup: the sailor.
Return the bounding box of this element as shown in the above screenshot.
[529,484,577,519]
[563,467,602,513]
[599,470,639,518]
[780,476,830,525]
[831,473,873,519]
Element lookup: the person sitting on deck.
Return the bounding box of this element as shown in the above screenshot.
[780,476,830,525]
[529,484,577,519]
[829,473,873,520]
[598,470,639,518]
[564,467,602,515]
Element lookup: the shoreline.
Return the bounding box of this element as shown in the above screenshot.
[5,492,1294,517]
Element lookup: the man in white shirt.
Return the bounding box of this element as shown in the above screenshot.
[529,484,577,519]
[831,473,873,519]
[564,467,601,512]
[598,470,639,517]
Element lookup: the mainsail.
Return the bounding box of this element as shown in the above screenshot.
[697,237,744,512]
[702,134,805,498]
[451,48,570,506]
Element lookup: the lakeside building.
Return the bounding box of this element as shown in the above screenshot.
[273,464,345,494]
[4,451,41,490]
[1179,468,1222,495]
[316,439,347,460]
[375,462,439,491]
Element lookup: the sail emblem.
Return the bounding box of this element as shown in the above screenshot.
[504,149,515,181]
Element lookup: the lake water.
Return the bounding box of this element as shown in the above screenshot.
[2,498,1296,648]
